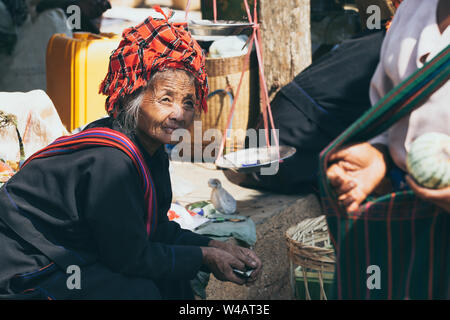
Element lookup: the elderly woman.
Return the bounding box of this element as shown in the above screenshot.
[0,13,262,300]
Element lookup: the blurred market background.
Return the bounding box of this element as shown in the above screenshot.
[0,0,397,93]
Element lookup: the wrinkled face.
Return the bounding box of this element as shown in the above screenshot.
[137,69,197,147]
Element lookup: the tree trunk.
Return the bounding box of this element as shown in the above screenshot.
[257,0,312,99]
[201,0,312,101]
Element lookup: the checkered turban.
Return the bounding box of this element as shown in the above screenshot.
[385,0,404,30]
[99,6,208,117]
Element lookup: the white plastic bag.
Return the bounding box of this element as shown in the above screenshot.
[167,203,209,231]
[208,35,249,58]
[0,90,68,163]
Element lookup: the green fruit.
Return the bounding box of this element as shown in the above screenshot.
[406,132,450,189]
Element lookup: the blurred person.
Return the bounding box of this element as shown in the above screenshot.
[35,0,111,33]
[326,0,449,213]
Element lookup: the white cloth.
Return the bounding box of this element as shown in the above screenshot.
[369,0,450,171]
[0,90,68,162]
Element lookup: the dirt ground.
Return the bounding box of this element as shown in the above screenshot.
[205,193,323,300]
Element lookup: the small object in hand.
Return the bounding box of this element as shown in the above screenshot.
[233,268,254,278]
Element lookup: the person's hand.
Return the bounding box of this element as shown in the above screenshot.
[326,143,389,212]
[208,240,262,285]
[200,246,248,285]
[406,175,450,213]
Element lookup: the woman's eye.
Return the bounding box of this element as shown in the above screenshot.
[184,101,195,110]
[160,97,171,103]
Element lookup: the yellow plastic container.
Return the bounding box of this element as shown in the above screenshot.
[46,32,121,131]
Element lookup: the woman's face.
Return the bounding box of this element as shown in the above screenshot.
[137,69,197,149]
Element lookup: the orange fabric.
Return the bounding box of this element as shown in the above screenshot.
[386,0,404,30]
[391,0,403,9]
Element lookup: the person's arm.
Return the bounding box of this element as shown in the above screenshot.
[151,211,212,247]
[205,239,263,285]
[404,0,450,212]
[82,147,204,280]
[153,216,262,284]
[326,0,400,212]
[406,176,450,213]
[82,147,260,285]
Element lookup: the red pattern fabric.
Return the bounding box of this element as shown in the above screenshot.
[385,0,404,30]
[391,0,403,9]
[22,128,158,238]
[99,6,208,117]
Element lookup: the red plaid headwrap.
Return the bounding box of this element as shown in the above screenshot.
[99,6,208,117]
[385,0,404,30]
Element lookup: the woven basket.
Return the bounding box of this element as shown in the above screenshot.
[189,53,259,156]
[285,215,336,300]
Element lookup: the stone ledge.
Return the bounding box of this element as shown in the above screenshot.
[170,161,323,299]
[205,193,322,300]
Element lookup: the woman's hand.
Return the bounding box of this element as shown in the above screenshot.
[406,175,450,213]
[326,143,389,212]
[200,246,248,285]
[208,240,262,285]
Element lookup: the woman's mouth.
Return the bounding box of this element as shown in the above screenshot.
[162,125,180,134]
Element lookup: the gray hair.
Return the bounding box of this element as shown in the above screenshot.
[112,69,198,135]
[113,88,144,135]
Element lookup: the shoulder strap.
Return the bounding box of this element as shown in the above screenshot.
[22,128,158,237]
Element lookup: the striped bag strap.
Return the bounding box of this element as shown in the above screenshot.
[22,128,158,237]
[318,44,450,214]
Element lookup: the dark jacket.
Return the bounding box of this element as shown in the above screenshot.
[0,117,211,298]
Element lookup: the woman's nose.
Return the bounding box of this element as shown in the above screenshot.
[169,102,184,121]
